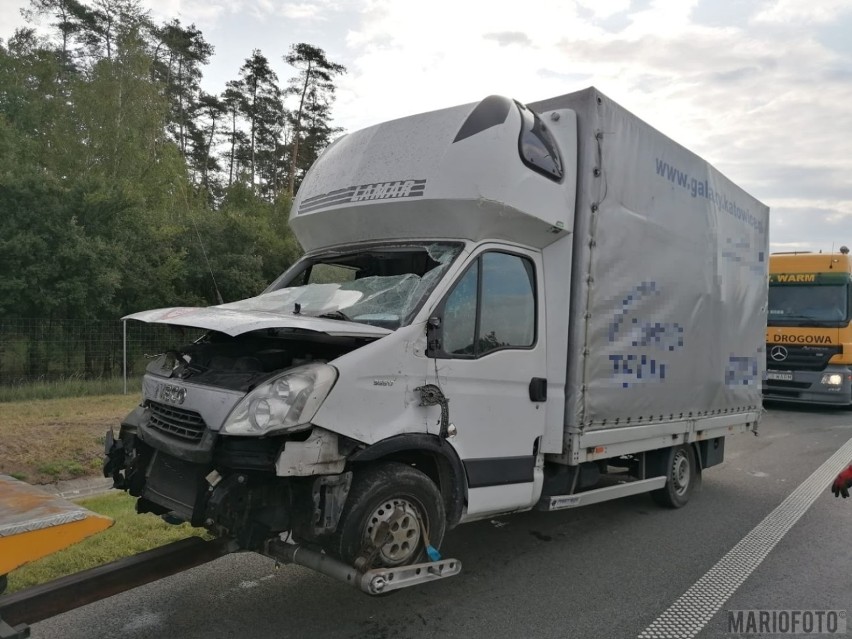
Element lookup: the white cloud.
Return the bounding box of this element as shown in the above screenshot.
[575,0,632,20]
[483,32,533,47]
[0,2,29,40]
[279,3,325,20]
[767,202,852,252]
[624,0,701,33]
[753,0,851,24]
[341,0,598,129]
[146,0,233,27]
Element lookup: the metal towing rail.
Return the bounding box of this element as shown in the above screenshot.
[0,536,236,639]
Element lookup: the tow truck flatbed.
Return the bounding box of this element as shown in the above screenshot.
[0,475,113,581]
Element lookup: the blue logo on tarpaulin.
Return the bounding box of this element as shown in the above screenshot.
[726,355,759,386]
[721,237,765,276]
[608,281,684,388]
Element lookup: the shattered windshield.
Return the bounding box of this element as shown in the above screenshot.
[220,243,463,330]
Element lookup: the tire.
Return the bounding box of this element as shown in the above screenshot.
[334,462,446,568]
[651,444,697,508]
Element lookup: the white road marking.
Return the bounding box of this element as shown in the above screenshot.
[638,436,852,639]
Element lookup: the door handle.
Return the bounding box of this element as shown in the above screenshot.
[529,377,547,402]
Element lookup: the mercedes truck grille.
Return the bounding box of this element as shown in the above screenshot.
[765,345,842,371]
[146,401,207,442]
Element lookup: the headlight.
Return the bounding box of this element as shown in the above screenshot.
[220,364,337,436]
[821,373,843,386]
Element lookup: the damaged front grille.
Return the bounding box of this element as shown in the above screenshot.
[146,401,207,442]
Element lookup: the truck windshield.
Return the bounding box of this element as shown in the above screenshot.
[223,243,463,330]
[768,284,849,325]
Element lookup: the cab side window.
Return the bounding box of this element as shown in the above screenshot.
[443,262,479,355]
[439,252,536,358]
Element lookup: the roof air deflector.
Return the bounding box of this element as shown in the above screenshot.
[453,95,513,143]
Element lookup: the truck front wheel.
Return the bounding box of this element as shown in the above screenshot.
[334,462,446,568]
[651,444,697,508]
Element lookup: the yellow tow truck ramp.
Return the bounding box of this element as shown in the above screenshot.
[0,474,113,579]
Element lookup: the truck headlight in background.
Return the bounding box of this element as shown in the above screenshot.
[821,373,843,386]
[221,364,337,436]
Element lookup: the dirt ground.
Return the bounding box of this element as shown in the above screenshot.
[0,395,139,484]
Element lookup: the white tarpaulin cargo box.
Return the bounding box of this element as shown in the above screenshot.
[529,88,768,435]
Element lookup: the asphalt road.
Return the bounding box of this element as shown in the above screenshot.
[29,405,852,638]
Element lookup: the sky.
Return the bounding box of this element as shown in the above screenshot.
[2,0,851,253]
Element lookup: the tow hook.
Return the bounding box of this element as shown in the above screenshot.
[263,538,462,595]
[361,558,461,594]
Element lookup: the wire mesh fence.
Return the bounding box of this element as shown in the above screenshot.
[0,317,202,389]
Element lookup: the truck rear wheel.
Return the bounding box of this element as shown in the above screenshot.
[651,444,696,508]
[335,462,446,568]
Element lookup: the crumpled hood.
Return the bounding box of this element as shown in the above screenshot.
[123,306,392,338]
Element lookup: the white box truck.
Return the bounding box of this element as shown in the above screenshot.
[105,87,769,593]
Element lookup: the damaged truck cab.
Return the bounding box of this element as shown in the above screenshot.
[109,240,470,559]
[106,88,768,592]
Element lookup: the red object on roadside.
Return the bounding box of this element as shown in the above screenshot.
[831,465,852,498]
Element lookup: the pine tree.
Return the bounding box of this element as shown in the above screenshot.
[235,50,282,191]
[284,43,345,196]
[151,19,213,157]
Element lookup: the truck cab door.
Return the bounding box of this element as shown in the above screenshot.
[428,245,546,520]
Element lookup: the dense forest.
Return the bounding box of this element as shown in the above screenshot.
[0,0,347,321]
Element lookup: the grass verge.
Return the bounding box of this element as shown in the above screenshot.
[0,394,140,484]
[6,492,209,594]
[0,377,140,403]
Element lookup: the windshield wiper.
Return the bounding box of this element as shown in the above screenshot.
[770,313,818,321]
[770,313,845,322]
[318,310,353,322]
